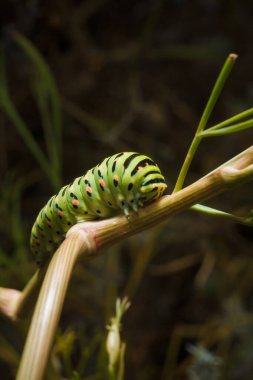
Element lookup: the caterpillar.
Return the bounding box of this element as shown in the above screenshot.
[31,152,167,266]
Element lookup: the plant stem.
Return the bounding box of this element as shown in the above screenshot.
[173,53,238,192]
[11,145,253,380]
[191,204,253,226]
[203,107,253,132]
[16,232,90,380]
[117,343,126,380]
[199,118,253,137]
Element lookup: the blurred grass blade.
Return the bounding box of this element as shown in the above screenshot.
[34,75,59,172]
[0,51,52,184]
[12,31,62,188]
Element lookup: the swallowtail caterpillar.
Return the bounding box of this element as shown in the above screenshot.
[31,152,167,266]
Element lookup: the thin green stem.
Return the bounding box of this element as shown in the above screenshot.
[108,368,116,380]
[172,135,202,193]
[117,343,126,380]
[191,204,253,227]
[195,53,238,135]
[173,53,238,193]
[205,107,253,132]
[199,118,253,137]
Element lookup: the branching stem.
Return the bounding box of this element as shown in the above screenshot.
[6,145,253,380]
[173,53,238,192]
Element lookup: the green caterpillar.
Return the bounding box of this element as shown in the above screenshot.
[31,152,167,266]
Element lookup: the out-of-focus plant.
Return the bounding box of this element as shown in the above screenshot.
[106,297,130,380]
[187,344,221,380]
[0,32,62,190]
[0,173,38,283]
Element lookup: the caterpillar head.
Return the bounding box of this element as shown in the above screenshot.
[140,180,167,203]
[119,166,167,216]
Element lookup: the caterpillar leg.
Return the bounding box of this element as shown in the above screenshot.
[121,198,144,217]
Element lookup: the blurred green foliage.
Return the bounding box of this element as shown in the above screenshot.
[1,1,253,379]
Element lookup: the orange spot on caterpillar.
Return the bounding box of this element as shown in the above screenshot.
[58,210,63,218]
[138,166,143,171]
[86,186,92,193]
[114,174,119,181]
[72,199,79,206]
[99,179,106,187]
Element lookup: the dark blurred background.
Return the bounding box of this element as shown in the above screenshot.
[1,1,253,379]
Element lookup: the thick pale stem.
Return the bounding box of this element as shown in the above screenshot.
[0,269,45,321]
[16,232,91,380]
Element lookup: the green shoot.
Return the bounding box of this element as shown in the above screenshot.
[173,53,238,192]
[172,53,253,224]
